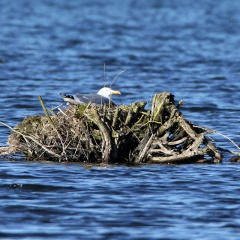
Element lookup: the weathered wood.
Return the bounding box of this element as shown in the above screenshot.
[0,92,226,164]
[0,146,12,156]
[150,134,204,163]
[84,108,112,163]
[137,134,154,163]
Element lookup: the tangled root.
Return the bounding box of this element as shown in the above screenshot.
[4,92,222,164]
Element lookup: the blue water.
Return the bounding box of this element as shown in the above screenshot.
[1,0,240,239]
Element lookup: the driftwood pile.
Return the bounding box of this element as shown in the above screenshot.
[1,92,222,164]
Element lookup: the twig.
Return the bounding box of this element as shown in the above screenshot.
[0,146,12,155]
[215,132,240,150]
[110,69,126,88]
[84,109,112,163]
[38,96,56,128]
[104,63,106,87]
[52,103,64,110]
[38,96,66,158]
[138,134,154,163]
[58,108,67,116]
[0,121,61,158]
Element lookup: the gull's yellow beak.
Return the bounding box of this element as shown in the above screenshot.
[111,90,121,95]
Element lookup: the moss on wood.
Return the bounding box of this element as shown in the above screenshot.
[2,92,223,164]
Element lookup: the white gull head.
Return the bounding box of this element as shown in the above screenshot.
[97,87,121,99]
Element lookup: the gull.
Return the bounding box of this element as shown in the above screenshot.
[60,87,121,105]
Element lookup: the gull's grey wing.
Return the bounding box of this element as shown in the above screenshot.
[60,93,112,105]
[74,93,110,104]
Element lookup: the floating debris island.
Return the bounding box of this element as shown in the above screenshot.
[2,92,222,164]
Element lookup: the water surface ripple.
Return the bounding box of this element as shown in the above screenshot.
[1,0,240,239]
